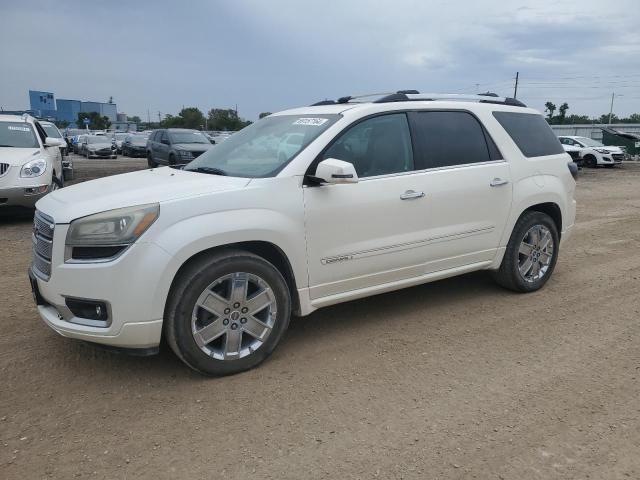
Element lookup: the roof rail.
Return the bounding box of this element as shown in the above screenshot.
[310,90,527,108]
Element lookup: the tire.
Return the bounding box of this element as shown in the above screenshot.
[583,155,597,168]
[493,211,559,293]
[169,154,176,166]
[86,150,90,159]
[164,249,292,376]
[50,174,63,192]
[147,152,157,168]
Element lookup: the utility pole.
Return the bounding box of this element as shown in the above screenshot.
[147,109,150,125]
[608,92,615,125]
[513,72,519,99]
[158,111,161,124]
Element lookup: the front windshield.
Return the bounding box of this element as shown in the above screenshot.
[169,131,210,144]
[130,135,147,145]
[88,136,110,144]
[0,122,39,148]
[115,133,127,140]
[184,114,340,177]
[42,124,62,138]
[576,137,603,147]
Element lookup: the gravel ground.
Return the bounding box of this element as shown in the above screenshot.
[1,157,639,479]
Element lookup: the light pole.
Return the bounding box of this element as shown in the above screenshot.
[609,93,623,125]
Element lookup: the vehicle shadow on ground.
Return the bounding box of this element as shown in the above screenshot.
[44,270,506,382]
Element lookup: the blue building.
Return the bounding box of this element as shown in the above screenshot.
[81,101,117,122]
[56,99,82,124]
[29,90,57,119]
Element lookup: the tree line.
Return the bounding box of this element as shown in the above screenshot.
[158,107,257,131]
[544,101,640,125]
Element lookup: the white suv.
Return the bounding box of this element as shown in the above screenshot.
[0,114,65,212]
[558,135,624,167]
[30,92,577,376]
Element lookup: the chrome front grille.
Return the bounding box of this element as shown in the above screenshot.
[32,210,55,281]
[0,163,9,177]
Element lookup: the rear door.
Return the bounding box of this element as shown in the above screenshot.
[407,110,512,271]
[157,131,170,164]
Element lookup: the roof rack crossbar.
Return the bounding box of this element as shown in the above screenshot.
[311,91,527,108]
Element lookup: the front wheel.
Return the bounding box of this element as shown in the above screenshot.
[583,155,597,168]
[147,153,157,168]
[164,250,292,376]
[493,211,559,293]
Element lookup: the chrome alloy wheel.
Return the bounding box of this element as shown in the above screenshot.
[518,225,554,283]
[191,272,277,360]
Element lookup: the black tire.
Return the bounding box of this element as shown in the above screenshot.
[169,153,176,166]
[51,174,63,191]
[493,211,559,293]
[147,152,157,168]
[86,150,90,159]
[583,155,597,168]
[164,249,292,376]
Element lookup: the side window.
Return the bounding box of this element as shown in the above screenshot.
[160,131,169,144]
[493,112,565,158]
[559,138,573,146]
[322,113,413,177]
[409,111,493,169]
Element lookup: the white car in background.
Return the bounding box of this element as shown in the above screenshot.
[558,136,624,167]
[0,114,65,211]
[30,91,577,376]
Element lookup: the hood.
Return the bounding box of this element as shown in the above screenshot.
[0,147,43,167]
[561,144,582,152]
[173,143,214,152]
[87,142,113,149]
[598,146,623,153]
[36,167,250,223]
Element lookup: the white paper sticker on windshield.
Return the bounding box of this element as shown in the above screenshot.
[8,126,30,132]
[293,118,328,126]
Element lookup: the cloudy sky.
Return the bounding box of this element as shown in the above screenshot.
[1,0,639,121]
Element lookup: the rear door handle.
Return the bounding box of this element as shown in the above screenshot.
[400,190,425,200]
[490,178,509,187]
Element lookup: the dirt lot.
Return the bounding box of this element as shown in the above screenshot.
[1,156,639,479]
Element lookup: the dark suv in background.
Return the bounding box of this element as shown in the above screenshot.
[146,128,214,167]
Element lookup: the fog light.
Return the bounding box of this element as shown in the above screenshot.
[24,185,49,196]
[65,298,109,321]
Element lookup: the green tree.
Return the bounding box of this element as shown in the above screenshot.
[207,108,251,131]
[565,114,592,125]
[127,115,142,124]
[160,107,206,129]
[621,113,640,123]
[259,112,272,119]
[54,120,70,129]
[77,111,111,130]
[544,102,556,120]
[557,103,569,124]
[598,113,618,124]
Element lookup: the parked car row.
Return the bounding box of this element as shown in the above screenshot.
[558,136,625,168]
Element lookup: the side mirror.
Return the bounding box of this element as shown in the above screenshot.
[314,158,359,184]
[45,137,64,147]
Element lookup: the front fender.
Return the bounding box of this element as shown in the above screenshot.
[148,206,307,321]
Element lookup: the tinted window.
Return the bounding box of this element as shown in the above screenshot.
[322,113,413,177]
[160,131,169,143]
[493,112,564,157]
[409,111,493,169]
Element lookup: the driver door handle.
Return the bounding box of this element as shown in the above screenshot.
[490,178,509,187]
[400,190,425,200]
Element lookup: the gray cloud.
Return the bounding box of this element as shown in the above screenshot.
[1,0,638,120]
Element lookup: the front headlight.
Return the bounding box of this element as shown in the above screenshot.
[178,150,194,159]
[66,204,159,247]
[595,148,609,154]
[20,158,47,177]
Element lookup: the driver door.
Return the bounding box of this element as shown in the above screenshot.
[303,113,432,300]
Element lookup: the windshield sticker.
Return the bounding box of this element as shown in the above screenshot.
[293,118,328,126]
[8,126,31,132]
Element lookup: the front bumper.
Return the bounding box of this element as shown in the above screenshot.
[0,185,50,209]
[29,221,172,349]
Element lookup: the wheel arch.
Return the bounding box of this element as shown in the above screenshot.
[165,241,301,317]
[522,202,562,236]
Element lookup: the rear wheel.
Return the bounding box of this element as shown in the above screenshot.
[493,211,559,293]
[50,174,63,192]
[165,250,291,376]
[147,152,157,168]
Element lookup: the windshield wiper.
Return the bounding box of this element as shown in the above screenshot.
[188,166,228,176]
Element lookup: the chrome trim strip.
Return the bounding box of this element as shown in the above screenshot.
[321,226,495,265]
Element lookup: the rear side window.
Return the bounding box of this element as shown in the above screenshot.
[493,112,564,158]
[409,111,495,169]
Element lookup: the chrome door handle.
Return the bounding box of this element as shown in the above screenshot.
[400,190,425,200]
[490,178,509,187]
